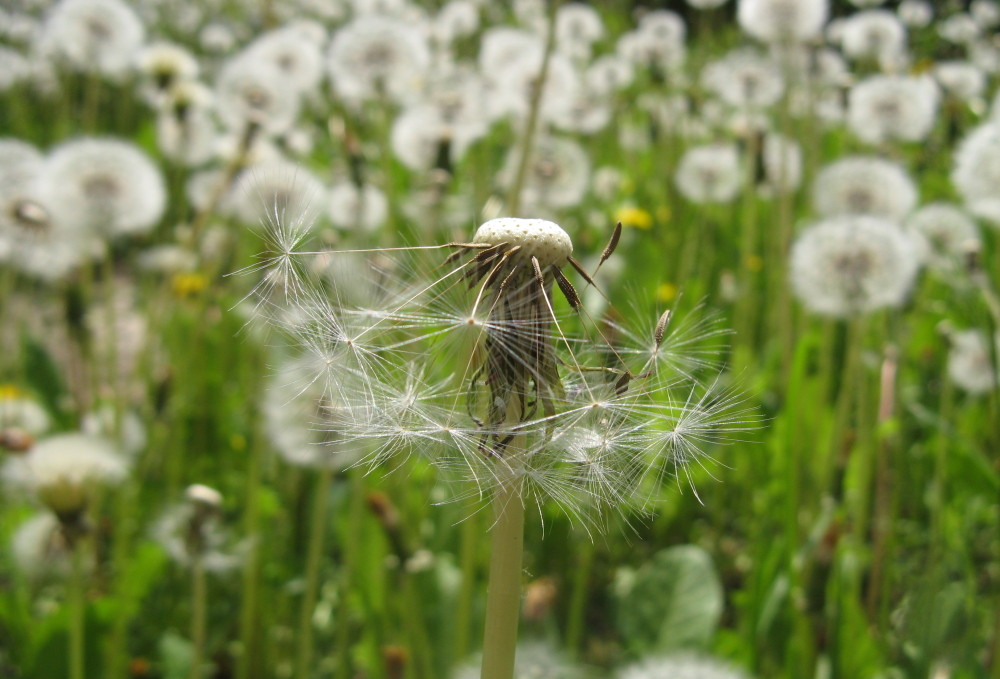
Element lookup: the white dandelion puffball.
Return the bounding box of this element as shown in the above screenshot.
[474,218,573,268]
[263,355,365,470]
[813,156,917,222]
[215,53,301,136]
[947,329,999,394]
[499,136,590,211]
[452,641,582,679]
[897,0,933,27]
[326,15,431,106]
[328,181,388,233]
[138,42,199,100]
[904,203,980,273]
[847,74,939,146]
[556,2,605,60]
[0,393,51,437]
[40,137,166,239]
[617,653,750,679]
[933,60,986,102]
[701,48,784,110]
[231,160,327,228]
[738,0,829,43]
[11,513,72,579]
[490,45,581,124]
[840,9,907,63]
[153,495,242,572]
[952,120,1000,225]
[13,433,127,519]
[789,215,921,317]
[244,24,326,94]
[674,143,742,205]
[0,139,93,281]
[40,0,144,78]
[762,133,803,193]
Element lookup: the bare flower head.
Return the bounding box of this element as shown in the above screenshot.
[243,208,754,523]
[2,433,128,525]
[154,485,243,572]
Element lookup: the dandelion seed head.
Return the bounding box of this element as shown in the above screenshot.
[952,120,1000,225]
[790,215,920,317]
[11,513,73,580]
[153,487,243,572]
[946,328,999,395]
[674,143,742,205]
[840,9,908,64]
[3,433,127,520]
[617,653,751,679]
[38,137,165,240]
[738,0,829,43]
[813,156,917,222]
[847,74,939,145]
[40,0,144,78]
[905,203,980,273]
[474,218,573,268]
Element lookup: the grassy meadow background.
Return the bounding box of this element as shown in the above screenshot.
[1,0,998,678]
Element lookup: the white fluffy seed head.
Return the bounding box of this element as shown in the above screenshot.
[473,217,573,267]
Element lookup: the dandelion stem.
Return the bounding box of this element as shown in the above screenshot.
[480,473,525,679]
[238,435,263,679]
[295,465,334,679]
[336,469,366,678]
[505,0,560,217]
[68,542,86,679]
[190,554,208,679]
[453,503,480,666]
[564,537,595,654]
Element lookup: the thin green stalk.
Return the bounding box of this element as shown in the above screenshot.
[335,469,366,678]
[865,344,897,621]
[295,465,335,679]
[931,378,954,557]
[505,0,560,217]
[238,437,263,679]
[190,556,208,679]
[480,477,525,679]
[734,132,761,347]
[826,319,865,497]
[452,503,480,667]
[564,537,595,654]
[82,72,101,133]
[69,542,86,679]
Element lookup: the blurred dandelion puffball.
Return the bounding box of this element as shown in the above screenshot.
[11,434,127,519]
[789,216,920,317]
[473,218,573,267]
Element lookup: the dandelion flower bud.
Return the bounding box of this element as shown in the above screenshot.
[186,483,223,510]
[473,217,573,268]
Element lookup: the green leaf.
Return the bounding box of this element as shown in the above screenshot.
[612,544,724,654]
[20,335,66,424]
[158,630,193,679]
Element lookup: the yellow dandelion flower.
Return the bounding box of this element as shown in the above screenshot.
[657,282,678,303]
[0,385,23,400]
[172,272,207,297]
[614,206,653,230]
